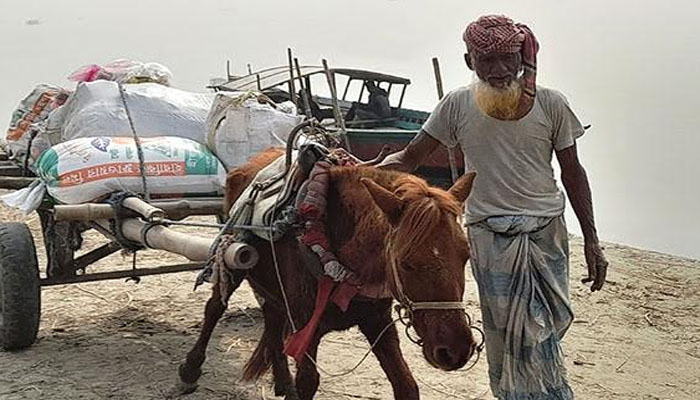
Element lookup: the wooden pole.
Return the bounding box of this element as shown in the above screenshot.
[294,57,312,119]
[41,262,204,286]
[432,57,445,99]
[287,48,298,107]
[0,176,36,190]
[432,57,459,184]
[322,59,351,151]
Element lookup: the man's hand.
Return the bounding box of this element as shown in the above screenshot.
[376,130,440,172]
[556,145,607,292]
[581,241,608,292]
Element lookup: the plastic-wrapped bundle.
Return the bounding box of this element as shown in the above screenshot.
[205,92,303,169]
[46,80,215,145]
[4,84,71,166]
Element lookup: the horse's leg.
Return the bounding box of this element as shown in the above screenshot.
[178,270,246,393]
[293,334,321,400]
[358,302,419,400]
[261,303,297,399]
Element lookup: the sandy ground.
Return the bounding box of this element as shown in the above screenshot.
[0,201,698,400]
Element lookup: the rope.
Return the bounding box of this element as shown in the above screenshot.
[264,147,401,378]
[268,188,298,333]
[106,192,144,252]
[306,317,401,379]
[118,83,150,201]
[22,127,38,176]
[212,234,240,306]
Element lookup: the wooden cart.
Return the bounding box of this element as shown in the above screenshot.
[0,150,258,351]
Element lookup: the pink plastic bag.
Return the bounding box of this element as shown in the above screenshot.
[67,59,172,86]
[67,64,111,83]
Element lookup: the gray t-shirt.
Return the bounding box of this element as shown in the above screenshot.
[423,85,585,224]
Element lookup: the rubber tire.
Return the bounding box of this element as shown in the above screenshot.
[0,222,40,351]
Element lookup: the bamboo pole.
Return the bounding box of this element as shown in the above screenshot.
[95,218,258,270]
[432,57,459,184]
[54,199,224,222]
[122,197,165,220]
[322,59,351,151]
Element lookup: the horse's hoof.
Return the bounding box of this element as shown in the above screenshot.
[274,382,294,397]
[283,387,300,400]
[178,363,202,386]
[162,381,198,399]
[178,381,199,395]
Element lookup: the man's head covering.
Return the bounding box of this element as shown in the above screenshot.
[463,15,539,120]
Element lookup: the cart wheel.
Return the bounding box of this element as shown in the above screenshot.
[0,222,40,351]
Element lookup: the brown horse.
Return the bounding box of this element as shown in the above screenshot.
[179,148,478,400]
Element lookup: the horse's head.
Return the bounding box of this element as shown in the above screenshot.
[361,172,477,371]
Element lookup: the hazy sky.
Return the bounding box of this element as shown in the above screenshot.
[1,0,698,259]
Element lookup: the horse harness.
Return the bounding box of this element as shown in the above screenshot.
[386,231,486,367]
[203,120,484,366]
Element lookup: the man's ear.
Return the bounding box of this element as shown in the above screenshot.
[464,52,474,71]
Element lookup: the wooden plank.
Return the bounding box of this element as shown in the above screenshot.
[0,165,25,177]
[0,176,36,190]
[40,262,204,286]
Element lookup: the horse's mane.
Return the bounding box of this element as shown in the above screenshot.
[389,174,462,262]
[328,166,462,282]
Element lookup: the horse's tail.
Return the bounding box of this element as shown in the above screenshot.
[242,325,273,381]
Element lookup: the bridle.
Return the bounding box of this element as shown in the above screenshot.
[386,233,485,369]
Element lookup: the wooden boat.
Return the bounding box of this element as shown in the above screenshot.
[209,65,464,187]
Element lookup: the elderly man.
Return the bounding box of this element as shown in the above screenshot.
[378,15,608,400]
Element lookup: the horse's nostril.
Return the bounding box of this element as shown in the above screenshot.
[434,346,457,367]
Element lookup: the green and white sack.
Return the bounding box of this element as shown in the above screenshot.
[3,136,226,211]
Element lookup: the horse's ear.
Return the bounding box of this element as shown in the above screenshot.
[360,178,403,225]
[448,171,476,205]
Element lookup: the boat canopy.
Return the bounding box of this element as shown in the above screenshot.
[215,66,411,92]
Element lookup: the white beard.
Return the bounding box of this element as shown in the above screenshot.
[472,79,522,120]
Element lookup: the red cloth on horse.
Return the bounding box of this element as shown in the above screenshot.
[284,154,360,363]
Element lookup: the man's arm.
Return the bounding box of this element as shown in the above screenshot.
[376,130,441,172]
[556,144,609,292]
